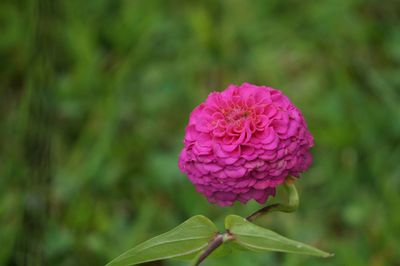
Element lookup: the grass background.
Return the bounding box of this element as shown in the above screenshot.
[1,0,400,265]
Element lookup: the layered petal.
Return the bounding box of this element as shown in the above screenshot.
[178,83,313,206]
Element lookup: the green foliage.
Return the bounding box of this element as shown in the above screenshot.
[107,214,331,265]
[106,215,217,266]
[1,0,400,265]
[225,215,332,258]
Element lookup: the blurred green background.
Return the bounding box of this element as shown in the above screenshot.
[1,0,400,265]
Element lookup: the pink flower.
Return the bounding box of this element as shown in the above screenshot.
[178,83,314,206]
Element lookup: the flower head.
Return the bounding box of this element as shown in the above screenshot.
[178,83,313,206]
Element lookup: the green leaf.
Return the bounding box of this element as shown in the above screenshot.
[106,215,218,266]
[225,215,333,258]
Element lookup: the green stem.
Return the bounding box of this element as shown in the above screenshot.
[192,233,223,266]
[246,177,299,222]
[192,231,234,266]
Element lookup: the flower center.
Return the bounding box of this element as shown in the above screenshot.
[225,108,250,123]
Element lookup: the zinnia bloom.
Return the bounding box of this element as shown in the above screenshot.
[178,83,313,206]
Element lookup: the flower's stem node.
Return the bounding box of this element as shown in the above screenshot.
[194,229,234,266]
[222,230,234,242]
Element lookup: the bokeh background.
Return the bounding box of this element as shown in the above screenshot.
[1,0,400,265]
